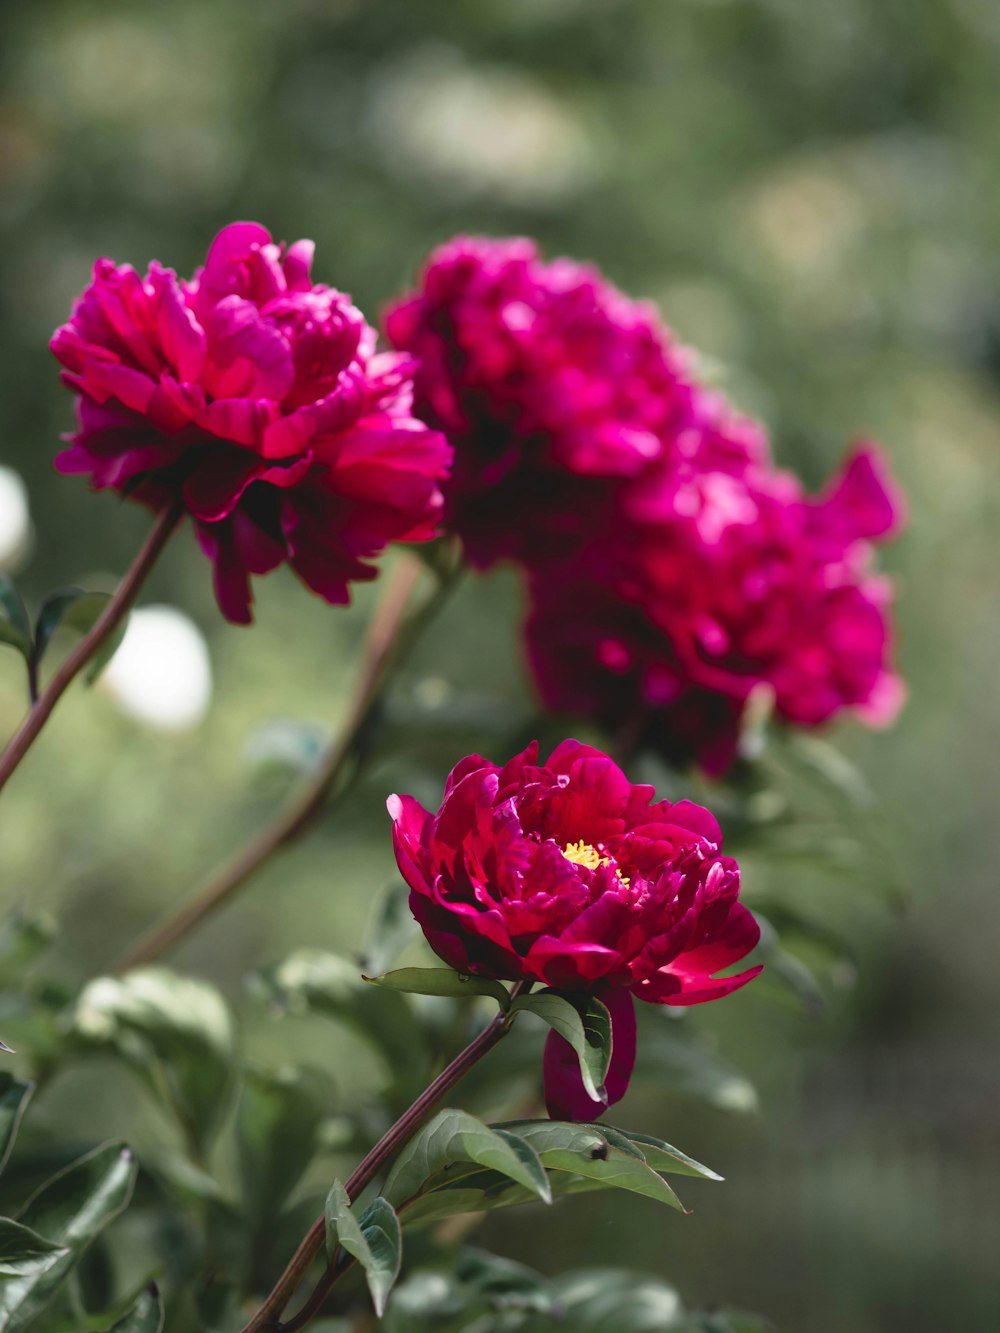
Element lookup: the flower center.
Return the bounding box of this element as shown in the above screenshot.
[562,840,630,887]
[562,840,610,871]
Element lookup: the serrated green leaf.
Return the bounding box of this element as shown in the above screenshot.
[384,1110,550,1210]
[71,970,235,1157]
[0,1075,33,1176]
[107,1283,165,1333]
[364,968,510,1011]
[236,1066,330,1221]
[0,1142,137,1331]
[0,1219,66,1279]
[324,1183,402,1318]
[32,589,123,685]
[510,992,611,1104]
[0,578,32,664]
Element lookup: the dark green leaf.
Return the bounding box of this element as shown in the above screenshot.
[510,992,611,1104]
[384,1109,550,1209]
[32,590,123,685]
[0,1075,34,1175]
[71,970,235,1156]
[0,578,32,663]
[633,1015,758,1114]
[454,1248,558,1314]
[753,914,825,1016]
[359,883,418,978]
[107,1284,165,1333]
[0,1219,66,1279]
[0,912,55,979]
[236,1066,330,1220]
[364,968,510,1011]
[324,1183,402,1318]
[534,1268,685,1330]
[250,950,428,1103]
[0,1142,137,1331]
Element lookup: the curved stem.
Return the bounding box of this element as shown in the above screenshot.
[114,550,458,973]
[240,988,525,1333]
[0,501,183,797]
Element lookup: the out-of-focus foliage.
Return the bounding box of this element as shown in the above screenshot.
[0,1,998,1330]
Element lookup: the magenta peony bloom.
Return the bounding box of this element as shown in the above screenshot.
[384,235,765,569]
[527,444,905,774]
[388,739,761,1120]
[52,222,452,623]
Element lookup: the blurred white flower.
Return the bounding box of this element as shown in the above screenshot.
[0,467,32,571]
[100,605,212,731]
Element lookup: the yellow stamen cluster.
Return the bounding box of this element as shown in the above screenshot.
[562,839,609,870]
[562,840,630,886]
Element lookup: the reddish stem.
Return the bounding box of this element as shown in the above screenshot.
[0,501,182,796]
[239,992,523,1333]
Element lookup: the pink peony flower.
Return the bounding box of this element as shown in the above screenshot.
[388,739,761,1120]
[527,445,905,774]
[52,222,452,623]
[384,235,765,569]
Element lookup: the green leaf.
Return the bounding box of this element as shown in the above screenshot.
[0,1219,66,1279]
[32,590,123,685]
[359,884,420,979]
[539,1268,685,1330]
[0,1142,137,1331]
[250,950,428,1103]
[752,914,825,1016]
[107,1284,165,1333]
[324,1183,402,1318]
[0,578,32,664]
[0,1075,34,1176]
[606,1130,722,1181]
[633,1016,758,1114]
[236,1066,331,1221]
[510,991,612,1104]
[0,912,55,979]
[364,968,510,1011]
[71,970,236,1157]
[504,1120,686,1212]
[384,1109,551,1210]
[399,1121,696,1225]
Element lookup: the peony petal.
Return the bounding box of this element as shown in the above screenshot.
[543,989,636,1120]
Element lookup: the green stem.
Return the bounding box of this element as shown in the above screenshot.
[113,548,461,973]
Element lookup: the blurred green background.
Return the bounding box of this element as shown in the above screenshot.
[1,1,999,1329]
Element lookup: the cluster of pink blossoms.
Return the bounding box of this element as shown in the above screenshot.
[52,223,451,623]
[386,235,905,773]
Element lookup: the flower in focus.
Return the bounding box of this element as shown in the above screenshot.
[52,222,452,623]
[384,235,765,569]
[388,739,761,1120]
[527,444,904,774]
